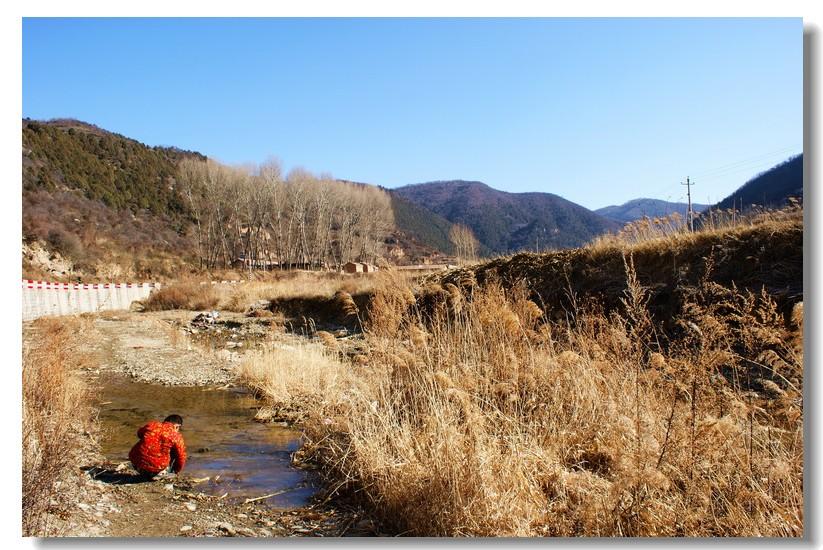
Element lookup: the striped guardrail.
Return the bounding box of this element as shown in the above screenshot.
[22,280,161,321]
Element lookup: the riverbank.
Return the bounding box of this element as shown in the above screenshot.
[22,312,378,537]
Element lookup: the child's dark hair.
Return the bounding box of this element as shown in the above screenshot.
[164,414,183,425]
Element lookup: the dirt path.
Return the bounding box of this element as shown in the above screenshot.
[41,310,374,538]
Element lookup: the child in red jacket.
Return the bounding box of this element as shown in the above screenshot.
[129,414,187,479]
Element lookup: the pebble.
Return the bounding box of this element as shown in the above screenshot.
[185,502,197,512]
[180,525,192,532]
[237,513,248,519]
[164,483,174,492]
[218,522,236,536]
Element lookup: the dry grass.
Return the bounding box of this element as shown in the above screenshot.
[238,210,803,537]
[589,200,802,252]
[221,272,382,313]
[140,272,384,313]
[142,281,221,311]
[22,317,94,536]
[436,207,802,338]
[237,342,353,423]
[245,268,801,535]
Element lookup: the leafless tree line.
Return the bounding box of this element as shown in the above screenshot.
[449,223,479,264]
[177,158,394,270]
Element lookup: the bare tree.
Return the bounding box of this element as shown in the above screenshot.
[449,223,479,265]
[176,158,395,271]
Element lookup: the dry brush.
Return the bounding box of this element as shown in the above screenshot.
[238,212,803,537]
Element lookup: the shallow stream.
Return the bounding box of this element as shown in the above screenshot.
[95,374,317,509]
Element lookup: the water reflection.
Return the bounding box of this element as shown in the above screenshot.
[94,374,316,508]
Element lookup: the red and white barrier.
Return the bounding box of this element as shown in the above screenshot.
[21,280,162,321]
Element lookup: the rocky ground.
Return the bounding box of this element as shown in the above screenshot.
[29,309,378,538]
[90,310,248,386]
[60,463,375,538]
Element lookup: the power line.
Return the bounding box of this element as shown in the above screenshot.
[690,146,800,179]
[697,157,797,184]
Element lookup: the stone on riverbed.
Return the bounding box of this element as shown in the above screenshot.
[217,522,236,536]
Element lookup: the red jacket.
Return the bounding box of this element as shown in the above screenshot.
[129,421,187,474]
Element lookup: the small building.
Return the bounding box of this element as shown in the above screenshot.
[362,263,379,273]
[343,262,364,273]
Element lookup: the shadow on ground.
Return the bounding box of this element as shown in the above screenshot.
[82,465,153,485]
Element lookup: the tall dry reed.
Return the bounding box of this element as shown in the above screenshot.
[259,265,802,536]
[239,216,802,536]
[589,200,802,252]
[22,317,94,536]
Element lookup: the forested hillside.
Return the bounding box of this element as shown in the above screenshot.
[393,180,620,254]
[388,193,457,256]
[713,154,803,211]
[22,119,206,279]
[23,118,204,217]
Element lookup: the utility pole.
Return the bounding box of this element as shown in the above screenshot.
[682,176,694,231]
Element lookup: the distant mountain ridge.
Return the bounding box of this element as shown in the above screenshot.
[713,154,803,211]
[596,198,709,224]
[393,180,621,254]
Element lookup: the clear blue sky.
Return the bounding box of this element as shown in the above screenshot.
[22,18,802,210]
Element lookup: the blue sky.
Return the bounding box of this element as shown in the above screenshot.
[22,18,802,209]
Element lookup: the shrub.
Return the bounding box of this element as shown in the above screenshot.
[46,228,83,260]
[142,282,220,311]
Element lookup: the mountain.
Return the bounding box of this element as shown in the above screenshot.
[23,118,205,217]
[596,198,709,224]
[21,119,452,279]
[22,118,210,279]
[713,154,803,211]
[392,180,621,254]
[389,193,457,256]
[335,179,459,260]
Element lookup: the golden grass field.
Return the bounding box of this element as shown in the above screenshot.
[239,207,803,536]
